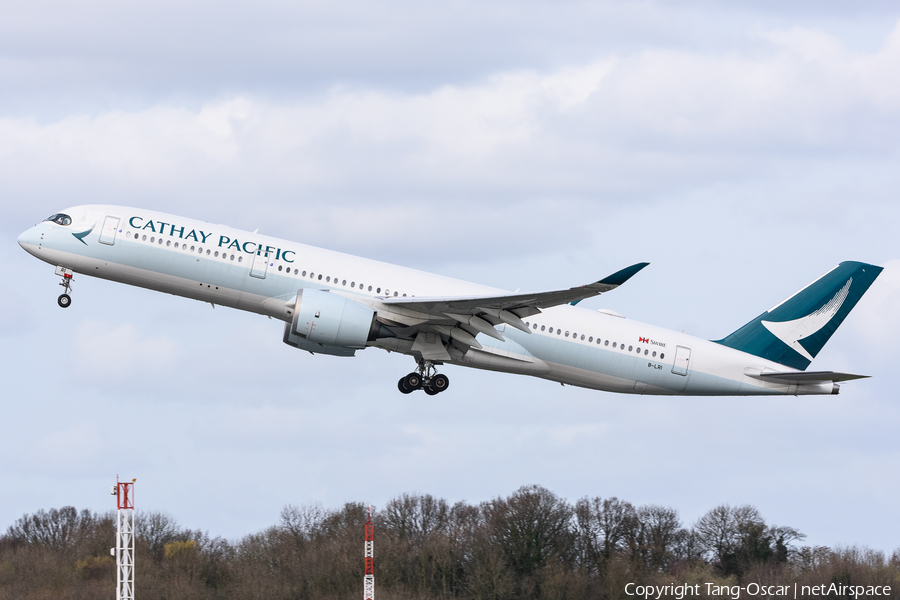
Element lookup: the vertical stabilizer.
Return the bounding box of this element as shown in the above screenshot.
[714,261,882,370]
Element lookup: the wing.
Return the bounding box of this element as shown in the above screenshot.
[374,263,649,357]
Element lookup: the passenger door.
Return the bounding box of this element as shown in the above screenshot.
[99,216,120,246]
[672,345,692,376]
[249,248,270,279]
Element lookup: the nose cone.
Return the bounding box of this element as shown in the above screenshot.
[18,225,39,253]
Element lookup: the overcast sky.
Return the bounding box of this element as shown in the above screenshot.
[2,0,899,552]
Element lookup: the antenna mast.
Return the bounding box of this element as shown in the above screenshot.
[112,476,136,600]
[364,506,374,600]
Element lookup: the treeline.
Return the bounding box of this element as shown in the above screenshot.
[1,485,897,599]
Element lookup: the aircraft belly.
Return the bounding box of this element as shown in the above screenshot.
[508,330,686,395]
[541,360,678,394]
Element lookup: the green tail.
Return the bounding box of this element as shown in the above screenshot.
[714,261,883,370]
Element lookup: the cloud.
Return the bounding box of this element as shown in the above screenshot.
[4,3,900,552]
[2,22,899,235]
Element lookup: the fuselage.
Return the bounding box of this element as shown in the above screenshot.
[18,205,838,396]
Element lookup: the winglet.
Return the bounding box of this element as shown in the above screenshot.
[598,262,650,286]
[571,262,649,305]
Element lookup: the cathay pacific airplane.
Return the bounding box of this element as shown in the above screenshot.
[18,206,882,396]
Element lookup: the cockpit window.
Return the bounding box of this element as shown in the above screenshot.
[44,213,72,226]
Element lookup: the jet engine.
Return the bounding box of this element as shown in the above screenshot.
[282,289,377,356]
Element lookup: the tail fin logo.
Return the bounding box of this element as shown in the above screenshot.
[761,278,852,361]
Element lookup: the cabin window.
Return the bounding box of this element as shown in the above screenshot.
[628,345,633,351]
[541,325,545,331]
[402,293,407,297]
[214,251,219,257]
[326,276,331,282]
[238,256,243,263]
[394,291,399,297]
[604,340,609,346]
[581,334,586,340]
[652,351,657,358]
[377,288,381,294]
[612,342,617,348]
[190,245,195,251]
[644,349,649,355]
[166,240,170,247]
[318,274,322,280]
[206,249,210,255]
[660,353,665,359]
[142,235,147,241]
[278,265,283,271]
[385,289,390,295]
[565,331,569,337]
[548,327,553,333]
[150,237,155,243]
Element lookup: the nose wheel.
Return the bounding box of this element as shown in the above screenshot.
[56,267,74,308]
[397,361,450,395]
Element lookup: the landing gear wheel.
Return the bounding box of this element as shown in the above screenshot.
[423,384,440,396]
[398,377,414,394]
[58,294,71,308]
[431,374,449,393]
[404,372,423,390]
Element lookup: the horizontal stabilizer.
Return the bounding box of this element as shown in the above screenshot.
[744,368,869,384]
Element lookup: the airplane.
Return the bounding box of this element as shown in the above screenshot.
[18,206,882,396]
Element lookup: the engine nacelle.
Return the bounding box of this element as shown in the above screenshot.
[282,288,376,356]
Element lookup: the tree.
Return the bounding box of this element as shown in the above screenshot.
[482,485,574,584]
[693,504,804,578]
[573,496,637,574]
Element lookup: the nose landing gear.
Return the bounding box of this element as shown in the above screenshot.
[397,360,450,395]
[55,266,74,308]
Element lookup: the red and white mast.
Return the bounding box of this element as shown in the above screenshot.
[112,476,136,600]
[364,506,374,600]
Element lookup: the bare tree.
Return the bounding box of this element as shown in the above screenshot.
[482,485,574,581]
[573,497,637,573]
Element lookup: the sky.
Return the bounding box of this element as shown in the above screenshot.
[1,0,899,552]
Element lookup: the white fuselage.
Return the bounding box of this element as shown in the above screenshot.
[18,205,836,396]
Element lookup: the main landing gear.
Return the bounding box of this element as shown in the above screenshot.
[398,360,450,395]
[57,267,74,308]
